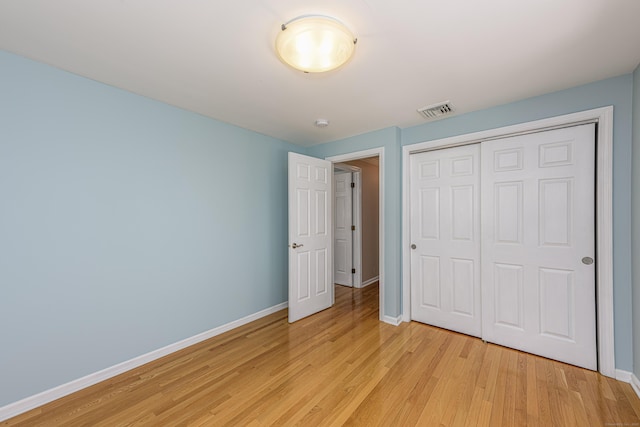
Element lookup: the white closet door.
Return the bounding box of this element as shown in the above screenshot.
[481,124,596,370]
[334,171,353,286]
[410,144,482,337]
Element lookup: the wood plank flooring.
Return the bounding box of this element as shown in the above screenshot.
[4,283,640,426]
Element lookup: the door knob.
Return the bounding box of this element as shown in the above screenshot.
[411,244,417,250]
[291,243,304,249]
[582,256,594,265]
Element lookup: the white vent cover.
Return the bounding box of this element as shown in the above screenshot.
[417,101,454,120]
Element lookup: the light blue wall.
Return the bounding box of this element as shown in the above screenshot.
[307,127,403,318]
[0,50,303,407]
[402,75,634,371]
[633,63,640,379]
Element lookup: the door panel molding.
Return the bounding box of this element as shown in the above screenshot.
[402,106,615,377]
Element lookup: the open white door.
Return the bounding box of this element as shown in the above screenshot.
[288,152,333,323]
[334,171,353,286]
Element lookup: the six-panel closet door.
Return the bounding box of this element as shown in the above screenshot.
[480,124,596,370]
[410,144,482,338]
[409,123,597,370]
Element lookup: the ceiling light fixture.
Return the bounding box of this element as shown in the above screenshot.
[276,15,357,73]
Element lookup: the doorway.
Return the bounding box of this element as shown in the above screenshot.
[327,148,385,321]
[333,164,359,287]
[333,159,380,290]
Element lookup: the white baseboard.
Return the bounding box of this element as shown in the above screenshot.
[360,276,379,288]
[383,314,402,326]
[632,374,640,399]
[615,369,640,400]
[0,302,288,422]
[615,369,632,382]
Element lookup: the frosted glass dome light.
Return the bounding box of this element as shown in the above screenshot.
[275,15,357,73]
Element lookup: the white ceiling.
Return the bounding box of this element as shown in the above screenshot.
[1,1,639,146]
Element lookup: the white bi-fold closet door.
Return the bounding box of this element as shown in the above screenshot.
[410,124,597,370]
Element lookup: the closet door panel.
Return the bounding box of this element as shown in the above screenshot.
[410,144,481,337]
[481,124,596,370]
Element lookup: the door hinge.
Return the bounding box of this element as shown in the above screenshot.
[351,225,355,231]
[352,268,356,274]
[350,182,355,188]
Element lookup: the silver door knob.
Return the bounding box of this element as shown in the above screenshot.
[582,256,594,265]
[411,244,417,250]
[291,243,304,249]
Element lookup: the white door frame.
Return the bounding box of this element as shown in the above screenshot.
[327,148,386,322]
[402,106,614,377]
[333,164,363,287]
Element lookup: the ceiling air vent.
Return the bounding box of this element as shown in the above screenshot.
[417,101,454,120]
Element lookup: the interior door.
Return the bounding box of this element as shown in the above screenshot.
[334,171,353,286]
[288,152,333,323]
[410,144,482,337]
[481,124,596,370]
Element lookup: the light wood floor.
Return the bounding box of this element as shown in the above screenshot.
[5,284,640,426]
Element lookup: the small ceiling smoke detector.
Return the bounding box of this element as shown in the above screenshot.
[417,101,454,120]
[315,119,330,128]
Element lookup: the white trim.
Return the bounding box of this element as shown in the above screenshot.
[402,106,615,378]
[383,315,402,326]
[361,275,380,288]
[632,374,640,399]
[0,302,288,422]
[594,108,615,378]
[327,148,385,321]
[616,369,633,382]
